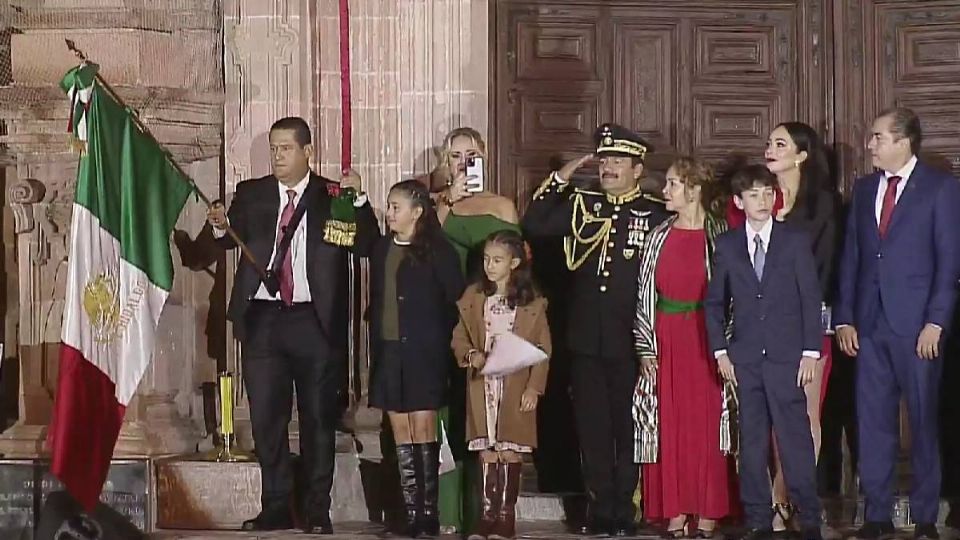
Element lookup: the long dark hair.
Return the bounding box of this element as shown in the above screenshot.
[388,180,442,263]
[776,121,831,220]
[478,230,539,309]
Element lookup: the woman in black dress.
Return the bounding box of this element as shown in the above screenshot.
[762,121,838,532]
[369,180,465,537]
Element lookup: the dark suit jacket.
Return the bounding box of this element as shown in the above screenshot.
[368,234,465,369]
[705,222,823,365]
[835,161,960,337]
[783,189,839,302]
[218,173,380,344]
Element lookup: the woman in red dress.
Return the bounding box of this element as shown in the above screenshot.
[726,122,838,531]
[634,157,733,538]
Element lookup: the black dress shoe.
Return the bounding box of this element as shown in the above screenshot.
[303,513,334,535]
[801,526,823,540]
[240,508,293,531]
[577,516,612,536]
[612,520,638,537]
[913,524,939,540]
[853,521,895,540]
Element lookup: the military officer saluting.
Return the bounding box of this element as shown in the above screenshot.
[522,123,669,536]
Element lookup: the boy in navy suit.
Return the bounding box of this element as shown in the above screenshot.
[705,165,823,540]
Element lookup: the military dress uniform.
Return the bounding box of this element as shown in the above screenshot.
[522,124,669,534]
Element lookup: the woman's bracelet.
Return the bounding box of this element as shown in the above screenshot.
[439,192,454,208]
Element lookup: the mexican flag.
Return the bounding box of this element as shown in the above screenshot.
[48,63,193,510]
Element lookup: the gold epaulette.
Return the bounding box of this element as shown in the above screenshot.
[642,193,665,204]
[573,187,604,197]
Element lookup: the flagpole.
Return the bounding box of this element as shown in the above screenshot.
[64,39,269,281]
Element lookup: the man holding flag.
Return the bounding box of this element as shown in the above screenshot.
[207,116,380,534]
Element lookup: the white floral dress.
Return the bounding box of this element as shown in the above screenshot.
[467,294,533,454]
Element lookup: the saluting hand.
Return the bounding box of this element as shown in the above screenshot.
[557,153,594,182]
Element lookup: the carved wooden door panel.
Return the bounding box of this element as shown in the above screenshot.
[493,1,830,210]
[492,3,608,212]
[833,0,960,190]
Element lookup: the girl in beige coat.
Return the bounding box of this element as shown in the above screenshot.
[451,230,551,540]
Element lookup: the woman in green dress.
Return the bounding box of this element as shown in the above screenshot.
[432,127,520,535]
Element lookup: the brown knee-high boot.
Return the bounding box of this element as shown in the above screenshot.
[468,460,501,540]
[490,462,521,540]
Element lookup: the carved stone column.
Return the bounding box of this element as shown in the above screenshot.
[0,178,56,456]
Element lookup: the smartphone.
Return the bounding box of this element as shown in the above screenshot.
[465,156,485,193]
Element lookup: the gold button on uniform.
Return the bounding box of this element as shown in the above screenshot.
[611,228,617,234]
[600,285,607,292]
[603,271,610,277]
[607,241,615,248]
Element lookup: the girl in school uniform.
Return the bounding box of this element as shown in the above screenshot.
[369,180,465,538]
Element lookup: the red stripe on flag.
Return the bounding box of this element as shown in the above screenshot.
[338,0,352,169]
[48,343,125,511]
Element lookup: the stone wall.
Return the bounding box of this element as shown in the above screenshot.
[0,0,223,456]
[0,0,492,458]
[224,0,490,448]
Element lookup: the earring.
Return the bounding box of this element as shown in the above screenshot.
[794,160,801,169]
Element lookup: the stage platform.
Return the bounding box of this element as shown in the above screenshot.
[149,522,960,540]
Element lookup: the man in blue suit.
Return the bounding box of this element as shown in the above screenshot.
[836,108,960,540]
[706,165,824,540]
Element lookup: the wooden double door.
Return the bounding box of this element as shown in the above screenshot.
[491,0,960,208]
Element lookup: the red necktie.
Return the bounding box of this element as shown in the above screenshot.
[277,189,296,305]
[878,175,901,239]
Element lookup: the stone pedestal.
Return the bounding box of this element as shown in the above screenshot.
[155,451,372,530]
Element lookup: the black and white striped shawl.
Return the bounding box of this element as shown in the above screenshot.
[631,213,738,463]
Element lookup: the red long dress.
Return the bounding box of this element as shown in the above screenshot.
[642,228,732,521]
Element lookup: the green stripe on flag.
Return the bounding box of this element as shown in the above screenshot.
[67,76,192,291]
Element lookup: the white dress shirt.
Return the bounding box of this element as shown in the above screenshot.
[874,155,917,224]
[746,216,773,262]
[715,217,819,360]
[254,174,312,302]
[214,173,370,303]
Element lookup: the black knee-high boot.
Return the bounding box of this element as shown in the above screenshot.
[415,442,441,538]
[395,444,421,537]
